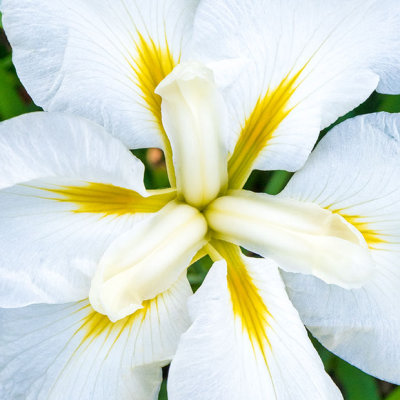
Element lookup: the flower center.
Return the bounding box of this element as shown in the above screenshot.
[89,62,375,322]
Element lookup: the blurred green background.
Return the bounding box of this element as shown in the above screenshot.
[0,13,399,400]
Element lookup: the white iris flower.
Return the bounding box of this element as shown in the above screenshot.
[0,0,400,399]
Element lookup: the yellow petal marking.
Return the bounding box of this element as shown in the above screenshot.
[45,297,161,395]
[228,69,305,190]
[212,241,272,365]
[56,299,154,368]
[30,182,176,216]
[334,212,387,250]
[128,32,178,186]
[77,299,152,345]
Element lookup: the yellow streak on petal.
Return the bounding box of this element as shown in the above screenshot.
[212,241,272,364]
[49,299,155,385]
[333,212,387,250]
[228,69,305,190]
[128,32,178,186]
[33,182,176,216]
[79,300,151,343]
[70,299,154,356]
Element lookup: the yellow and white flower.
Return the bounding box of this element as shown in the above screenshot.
[1,0,400,399]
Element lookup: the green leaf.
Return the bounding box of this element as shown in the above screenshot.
[158,379,168,400]
[385,387,400,400]
[335,359,380,400]
[0,66,28,120]
[377,94,400,113]
[310,336,336,372]
[187,255,212,292]
[264,170,292,195]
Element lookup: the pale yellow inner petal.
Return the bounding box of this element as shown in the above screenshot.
[205,191,376,288]
[156,62,228,209]
[90,201,208,322]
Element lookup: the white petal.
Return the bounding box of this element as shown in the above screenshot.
[0,112,145,191]
[281,112,400,383]
[0,112,175,307]
[0,275,191,400]
[1,0,198,151]
[156,62,228,208]
[191,0,400,187]
[90,201,208,321]
[168,247,341,400]
[205,190,374,288]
